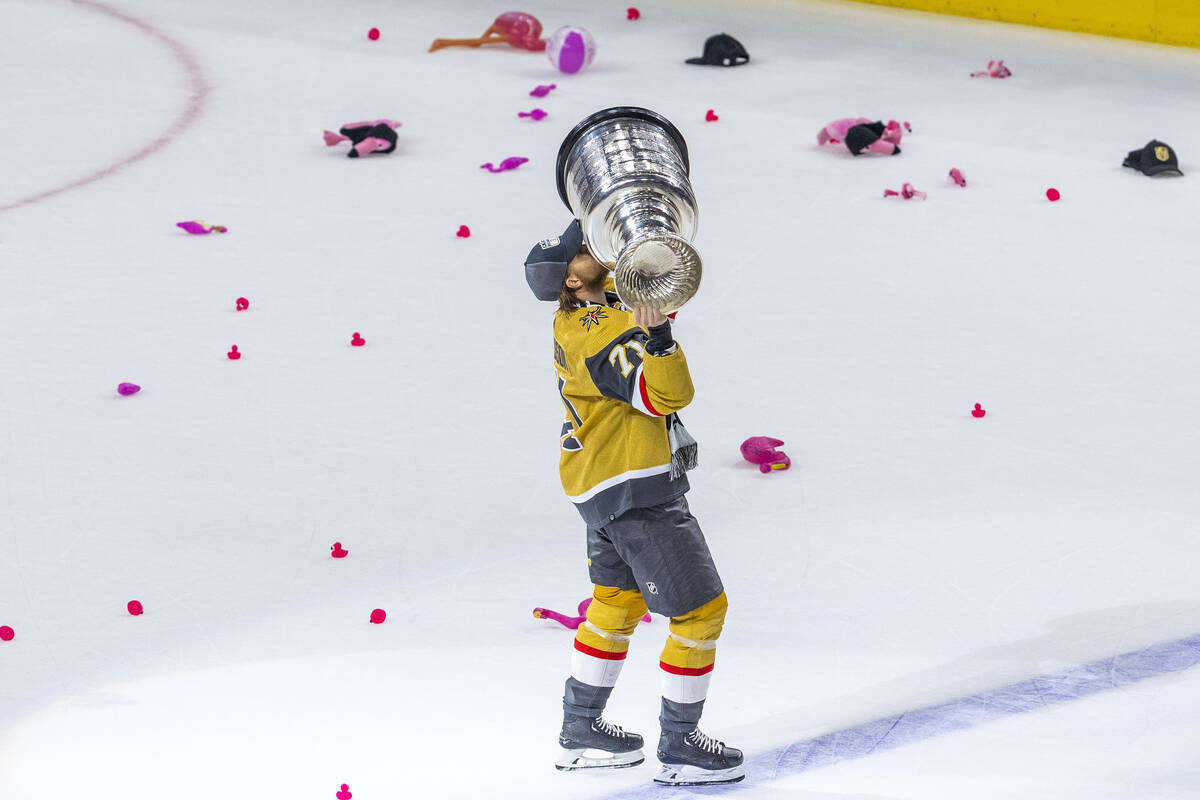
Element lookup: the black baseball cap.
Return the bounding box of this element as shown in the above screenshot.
[524,219,584,301]
[685,33,749,67]
[1122,140,1183,177]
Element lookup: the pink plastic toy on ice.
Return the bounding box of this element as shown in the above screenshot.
[949,168,967,187]
[740,436,791,473]
[519,109,548,121]
[176,220,227,234]
[883,182,926,200]
[529,84,557,97]
[429,12,547,52]
[971,60,1011,78]
[481,157,528,173]
[534,598,651,630]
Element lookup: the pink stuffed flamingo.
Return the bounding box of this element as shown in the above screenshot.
[883,182,926,200]
[817,118,902,156]
[970,60,1011,78]
[323,119,401,158]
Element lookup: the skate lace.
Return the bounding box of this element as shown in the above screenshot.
[593,717,628,739]
[686,729,724,754]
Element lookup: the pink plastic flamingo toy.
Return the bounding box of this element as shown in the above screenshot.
[740,436,791,473]
[481,156,529,173]
[534,598,652,629]
[176,220,227,234]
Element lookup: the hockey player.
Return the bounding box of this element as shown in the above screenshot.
[524,220,744,786]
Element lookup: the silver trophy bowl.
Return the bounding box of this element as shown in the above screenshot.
[556,107,701,312]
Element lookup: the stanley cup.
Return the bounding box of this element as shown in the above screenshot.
[556,107,701,312]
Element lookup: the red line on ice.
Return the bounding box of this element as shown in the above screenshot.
[0,0,209,213]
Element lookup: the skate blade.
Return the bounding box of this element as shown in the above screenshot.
[653,763,746,785]
[556,747,645,771]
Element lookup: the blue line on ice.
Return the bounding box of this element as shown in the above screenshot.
[601,632,1200,796]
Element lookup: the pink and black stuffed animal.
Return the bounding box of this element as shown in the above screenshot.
[817,118,902,156]
[323,119,401,158]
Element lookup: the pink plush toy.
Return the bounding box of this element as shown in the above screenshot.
[323,120,402,158]
[883,182,926,200]
[534,598,652,629]
[740,436,791,473]
[816,117,868,147]
[971,60,1011,78]
[817,118,902,156]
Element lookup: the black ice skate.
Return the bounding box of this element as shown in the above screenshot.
[654,728,745,785]
[556,714,645,771]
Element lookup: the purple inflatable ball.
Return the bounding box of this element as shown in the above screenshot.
[546,25,596,75]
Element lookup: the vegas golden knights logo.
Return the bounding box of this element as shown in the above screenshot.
[1155,146,1170,162]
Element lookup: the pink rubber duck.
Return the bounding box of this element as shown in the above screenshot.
[336,785,352,800]
[740,436,791,473]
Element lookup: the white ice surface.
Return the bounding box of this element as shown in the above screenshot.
[2,0,1200,798]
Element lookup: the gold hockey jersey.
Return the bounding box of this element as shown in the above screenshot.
[552,297,694,526]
